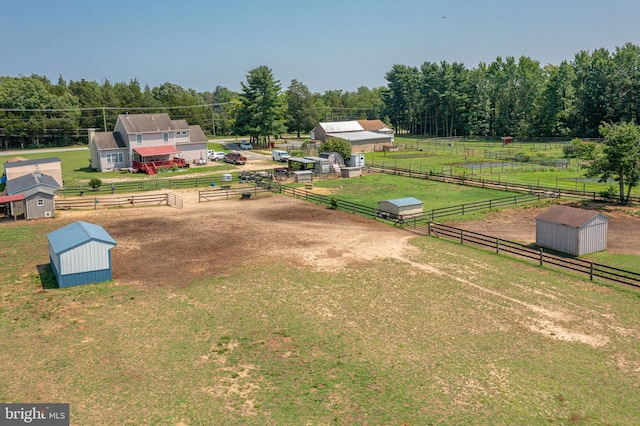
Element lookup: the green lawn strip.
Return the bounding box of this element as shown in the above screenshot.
[311,173,528,212]
[3,233,640,424]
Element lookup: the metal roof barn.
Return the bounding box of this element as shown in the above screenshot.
[536,205,609,256]
[47,221,117,288]
[378,197,424,219]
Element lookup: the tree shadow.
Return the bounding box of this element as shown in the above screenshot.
[36,263,59,289]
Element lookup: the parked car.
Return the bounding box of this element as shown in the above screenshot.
[239,141,253,150]
[223,151,247,165]
[272,150,291,162]
[207,150,226,161]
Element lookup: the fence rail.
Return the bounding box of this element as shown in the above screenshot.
[418,222,640,288]
[55,193,179,210]
[281,185,543,224]
[198,185,274,202]
[367,163,640,204]
[280,185,640,289]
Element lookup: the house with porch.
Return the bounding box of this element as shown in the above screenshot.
[89,113,208,174]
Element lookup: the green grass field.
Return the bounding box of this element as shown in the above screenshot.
[1,217,639,424]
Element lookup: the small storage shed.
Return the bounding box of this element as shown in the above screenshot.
[378,197,423,219]
[47,221,117,288]
[536,205,609,256]
[346,153,365,167]
[293,170,314,183]
[340,167,362,178]
[304,156,331,174]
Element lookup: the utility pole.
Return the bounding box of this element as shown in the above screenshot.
[102,108,107,132]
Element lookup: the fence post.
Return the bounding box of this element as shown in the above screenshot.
[460,229,464,244]
[539,248,544,266]
[589,262,594,281]
[496,238,499,254]
[428,221,431,236]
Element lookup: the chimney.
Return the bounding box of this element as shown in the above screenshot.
[34,167,42,180]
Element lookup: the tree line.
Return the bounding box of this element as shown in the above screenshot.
[0,71,383,149]
[0,42,638,149]
[384,42,640,139]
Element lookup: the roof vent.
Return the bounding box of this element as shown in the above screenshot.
[34,167,42,179]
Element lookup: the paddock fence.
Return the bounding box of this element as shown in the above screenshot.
[280,185,640,289]
[198,185,275,202]
[55,193,182,210]
[367,163,640,204]
[418,222,640,288]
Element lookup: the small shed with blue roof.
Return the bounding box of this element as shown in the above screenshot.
[47,221,117,288]
[377,197,423,219]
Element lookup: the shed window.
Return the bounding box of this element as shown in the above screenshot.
[136,134,143,144]
[163,133,169,143]
[37,199,44,206]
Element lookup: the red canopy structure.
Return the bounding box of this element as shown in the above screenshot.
[133,146,180,156]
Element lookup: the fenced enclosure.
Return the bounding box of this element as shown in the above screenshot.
[198,185,275,202]
[55,193,183,210]
[419,222,640,288]
[280,185,640,289]
[366,163,640,204]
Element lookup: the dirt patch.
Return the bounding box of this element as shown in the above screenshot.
[445,202,640,255]
[56,190,414,287]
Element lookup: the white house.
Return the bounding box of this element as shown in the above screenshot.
[89,113,208,174]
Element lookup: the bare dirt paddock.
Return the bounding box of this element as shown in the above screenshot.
[56,190,415,287]
[445,201,640,255]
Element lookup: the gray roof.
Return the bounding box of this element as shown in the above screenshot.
[187,125,208,143]
[380,197,423,207]
[48,221,117,255]
[327,131,392,142]
[5,172,61,195]
[20,186,56,198]
[4,157,61,169]
[536,205,609,228]
[118,113,182,133]
[93,131,128,150]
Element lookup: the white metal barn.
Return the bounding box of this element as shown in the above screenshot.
[536,205,609,256]
[47,221,117,288]
[378,197,423,219]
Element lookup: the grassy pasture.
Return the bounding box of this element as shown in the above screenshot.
[1,216,640,424]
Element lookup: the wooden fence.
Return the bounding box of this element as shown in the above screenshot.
[198,185,275,202]
[55,193,182,210]
[281,186,543,223]
[367,163,640,204]
[280,185,640,289]
[418,222,640,288]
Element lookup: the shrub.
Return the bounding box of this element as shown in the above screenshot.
[89,178,102,190]
[599,184,618,201]
[329,197,339,210]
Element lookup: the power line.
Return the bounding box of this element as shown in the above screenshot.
[0,102,233,112]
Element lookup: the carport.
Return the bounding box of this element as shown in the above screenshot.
[0,193,26,220]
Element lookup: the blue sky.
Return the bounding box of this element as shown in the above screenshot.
[1,0,639,94]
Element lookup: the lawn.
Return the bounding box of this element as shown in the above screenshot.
[1,209,639,425]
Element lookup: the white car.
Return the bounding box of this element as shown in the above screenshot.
[207,150,226,161]
[239,141,253,150]
[272,150,291,162]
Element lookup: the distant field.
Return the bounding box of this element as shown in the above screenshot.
[1,194,639,424]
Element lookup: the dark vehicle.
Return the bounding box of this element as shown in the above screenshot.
[224,151,247,165]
